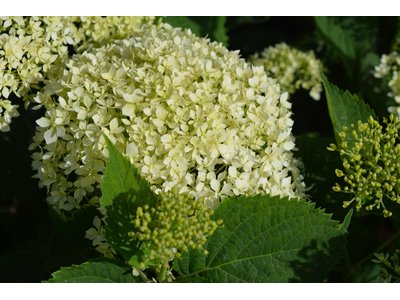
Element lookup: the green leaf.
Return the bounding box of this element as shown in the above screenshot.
[101,136,157,265]
[314,17,377,79]
[162,16,202,36]
[174,276,212,283]
[174,195,351,283]
[227,16,270,30]
[45,259,141,283]
[162,16,228,46]
[320,68,377,148]
[294,133,352,219]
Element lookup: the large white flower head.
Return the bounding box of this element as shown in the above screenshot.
[374,51,400,116]
[0,16,154,132]
[250,43,322,101]
[31,22,306,216]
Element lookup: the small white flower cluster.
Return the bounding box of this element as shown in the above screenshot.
[374,52,400,116]
[84,216,116,258]
[0,99,19,132]
[250,43,322,100]
[0,16,154,132]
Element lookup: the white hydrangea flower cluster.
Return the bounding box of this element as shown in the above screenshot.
[0,16,154,132]
[74,16,156,52]
[250,43,322,101]
[30,22,306,255]
[374,52,400,116]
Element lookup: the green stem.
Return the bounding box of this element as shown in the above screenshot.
[157,263,168,282]
[138,269,150,283]
[351,230,400,272]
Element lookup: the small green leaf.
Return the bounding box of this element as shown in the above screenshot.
[174,194,351,283]
[45,259,141,283]
[102,136,157,265]
[162,16,202,36]
[320,68,377,148]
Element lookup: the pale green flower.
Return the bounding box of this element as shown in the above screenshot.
[250,43,323,100]
[373,249,400,283]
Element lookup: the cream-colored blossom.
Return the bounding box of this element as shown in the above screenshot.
[30,22,306,255]
[0,99,19,131]
[250,43,323,100]
[0,16,154,132]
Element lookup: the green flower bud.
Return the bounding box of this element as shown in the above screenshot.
[130,189,222,265]
[329,114,400,217]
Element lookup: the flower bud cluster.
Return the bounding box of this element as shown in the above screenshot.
[250,43,322,100]
[373,249,400,282]
[0,16,154,132]
[129,188,222,267]
[328,115,400,217]
[374,52,400,117]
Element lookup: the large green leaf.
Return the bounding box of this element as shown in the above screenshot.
[101,136,157,265]
[174,195,352,283]
[45,259,141,283]
[162,16,228,46]
[321,68,377,148]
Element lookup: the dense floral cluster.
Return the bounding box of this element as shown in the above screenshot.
[0,16,154,132]
[129,188,222,268]
[374,52,400,116]
[250,43,322,100]
[328,115,400,217]
[30,22,306,215]
[73,16,155,52]
[374,249,400,283]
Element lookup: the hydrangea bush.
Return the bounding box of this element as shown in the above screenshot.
[2,16,400,284]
